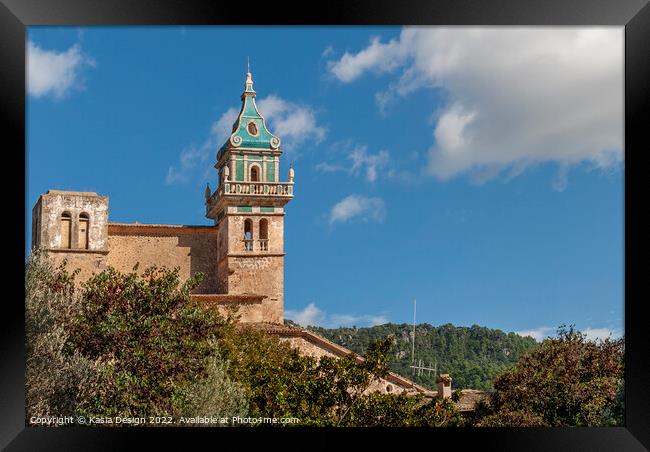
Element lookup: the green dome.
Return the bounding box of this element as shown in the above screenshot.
[217,69,281,161]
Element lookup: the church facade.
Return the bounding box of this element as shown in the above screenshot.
[31,69,471,402]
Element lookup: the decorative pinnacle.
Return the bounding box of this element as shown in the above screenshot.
[244,58,255,94]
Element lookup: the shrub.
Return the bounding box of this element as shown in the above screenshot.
[25,252,103,422]
[474,325,624,427]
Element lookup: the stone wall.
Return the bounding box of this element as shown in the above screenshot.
[32,190,285,324]
[224,212,285,254]
[33,190,109,252]
[221,255,284,323]
[215,212,285,324]
[192,294,267,323]
[33,190,110,282]
[47,250,109,284]
[106,224,218,294]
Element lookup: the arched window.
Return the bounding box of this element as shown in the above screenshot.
[250,165,260,182]
[244,219,253,251]
[259,218,269,251]
[78,213,89,249]
[60,212,71,249]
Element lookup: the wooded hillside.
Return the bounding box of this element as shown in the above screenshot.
[294,321,538,390]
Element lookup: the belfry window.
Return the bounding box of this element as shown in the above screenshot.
[78,213,89,249]
[60,212,71,249]
[244,219,253,251]
[259,218,269,251]
[250,165,260,182]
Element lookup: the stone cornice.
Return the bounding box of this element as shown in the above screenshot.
[43,248,109,255]
[108,223,217,236]
[191,294,266,305]
[227,252,285,258]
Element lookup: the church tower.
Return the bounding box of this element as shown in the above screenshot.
[205,68,294,324]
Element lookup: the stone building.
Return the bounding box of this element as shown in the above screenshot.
[31,69,484,406]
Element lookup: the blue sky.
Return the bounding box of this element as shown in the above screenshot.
[25,26,624,341]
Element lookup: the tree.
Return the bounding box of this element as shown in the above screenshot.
[27,253,461,427]
[345,390,463,427]
[474,326,624,427]
[25,252,103,422]
[25,254,247,423]
[218,328,462,426]
[304,321,538,391]
[176,350,248,426]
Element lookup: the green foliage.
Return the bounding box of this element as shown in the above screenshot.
[25,252,103,421]
[345,392,463,427]
[176,350,248,426]
[217,325,316,422]
[218,329,461,426]
[25,253,248,423]
[301,321,538,390]
[39,253,618,428]
[67,265,231,418]
[474,325,625,427]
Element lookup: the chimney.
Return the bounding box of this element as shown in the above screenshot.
[436,374,452,399]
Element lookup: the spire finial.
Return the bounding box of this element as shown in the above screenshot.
[244,57,255,94]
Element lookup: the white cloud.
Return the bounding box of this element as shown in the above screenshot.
[514,326,555,342]
[314,162,345,173]
[211,107,240,146]
[328,194,386,225]
[515,325,623,342]
[321,45,335,58]
[257,95,327,153]
[286,303,325,327]
[582,327,622,342]
[166,144,202,185]
[327,28,623,186]
[27,40,95,99]
[327,36,406,83]
[348,146,390,183]
[315,143,390,183]
[165,107,237,185]
[167,95,325,184]
[286,302,389,328]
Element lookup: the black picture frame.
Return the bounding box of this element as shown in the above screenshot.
[3,0,648,449]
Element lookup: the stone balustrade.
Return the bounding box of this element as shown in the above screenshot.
[242,239,270,252]
[225,181,293,196]
[206,181,294,214]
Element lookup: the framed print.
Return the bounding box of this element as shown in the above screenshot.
[2,0,649,449]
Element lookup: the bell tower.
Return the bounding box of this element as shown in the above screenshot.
[205,67,294,324]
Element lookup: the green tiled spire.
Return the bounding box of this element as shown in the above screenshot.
[217,67,281,159]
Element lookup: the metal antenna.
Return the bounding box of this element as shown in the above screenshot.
[247,56,250,73]
[409,298,437,377]
[411,300,416,374]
